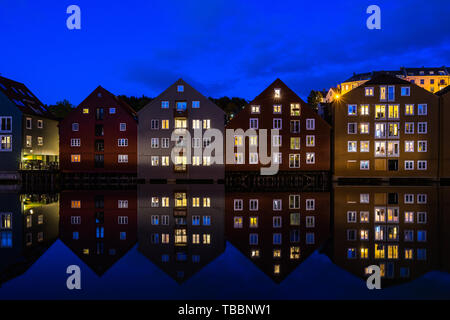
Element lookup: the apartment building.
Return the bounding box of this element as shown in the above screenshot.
[226,79,331,173]
[225,191,330,282]
[436,85,450,178]
[0,76,59,178]
[138,79,225,181]
[333,74,439,179]
[340,67,450,95]
[137,184,225,283]
[329,186,439,287]
[59,190,137,275]
[59,86,137,174]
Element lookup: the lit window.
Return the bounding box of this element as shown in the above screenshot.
[360,105,369,115]
[71,154,81,163]
[365,87,374,96]
[203,119,211,129]
[251,105,260,114]
[118,154,128,163]
[405,104,414,115]
[162,120,170,129]
[347,141,357,152]
[306,152,315,164]
[290,103,300,116]
[289,154,300,168]
[306,135,315,147]
[83,108,89,114]
[274,88,281,98]
[273,105,282,114]
[71,200,81,209]
[375,105,386,119]
[361,141,370,151]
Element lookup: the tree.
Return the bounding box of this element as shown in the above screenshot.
[307,90,323,113]
[47,99,74,119]
[209,96,247,122]
[117,95,153,112]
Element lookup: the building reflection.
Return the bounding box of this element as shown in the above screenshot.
[0,191,59,286]
[137,184,225,283]
[59,190,137,275]
[328,185,441,287]
[225,191,331,283]
[439,187,450,274]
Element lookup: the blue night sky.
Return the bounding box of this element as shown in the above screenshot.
[0,0,449,105]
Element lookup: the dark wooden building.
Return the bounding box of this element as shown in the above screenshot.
[225,79,331,173]
[59,86,137,174]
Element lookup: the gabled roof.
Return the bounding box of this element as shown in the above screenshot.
[402,66,449,76]
[363,73,412,86]
[0,75,55,119]
[343,70,403,83]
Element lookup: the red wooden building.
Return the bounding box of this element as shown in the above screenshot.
[59,86,137,173]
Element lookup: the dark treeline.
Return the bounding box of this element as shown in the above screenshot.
[46,95,248,120]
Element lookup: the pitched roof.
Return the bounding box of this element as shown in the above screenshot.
[343,70,404,83]
[402,66,449,76]
[0,75,55,119]
[363,73,412,86]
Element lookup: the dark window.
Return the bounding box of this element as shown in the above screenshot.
[95,125,104,136]
[388,192,398,205]
[96,108,104,120]
[95,140,104,152]
[94,196,104,209]
[95,211,104,224]
[94,154,104,168]
[388,159,398,171]
[96,241,104,254]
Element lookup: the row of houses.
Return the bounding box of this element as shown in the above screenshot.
[1,69,450,181]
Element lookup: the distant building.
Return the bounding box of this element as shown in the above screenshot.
[329,185,439,287]
[0,76,59,179]
[436,85,450,178]
[59,86,137,174]
[137,184,225,283]
[340,67,450,95]
[333,73,439,179]
[225,191,330,282]
[226,79,331,173]
[59,190,137,275]
[138,79,225,181]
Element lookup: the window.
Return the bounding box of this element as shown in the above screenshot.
[418,104,427,115]
[273,216,282,228]
[273,233,282,244]
[161,100,169,108]
[273,135,282,147]
[273,152,282,164]
[192,119,201,129]
[234,153,243,164]
[151,156,159,166]
[26,135,32,147]
[306,199,315,210]
[360,123,369,134]
[401,87,410,96]
[203,119,211,129]
[375,105,386,119]
[177,85,184,92]
[380,86,387,101]
[118,138,128,147]
[251,105,260,114]
[388,105,399,119]
[26,117,32,129]
[404,160,414,170]
[273,118,282,129]
[249,233,258,245]
[289,195,300,209]
[249,153,258,164]
[360,141,369,152]
[375,141,386,157]
[250,135,258,146]
[273,199,282,211]
[405,211,414,223]
[348,123,357,134]
[83,108,89,114]
[249,118,258,129]
[418,141,427,152]
[387,141,399,157]
[405,104,414,115]
[417,122,427,134]
[289,154,300,168]
[306,119,315,130]
[405,122,414,134]
[151,119,159,129]
[192,101,200,108]
[360,105,369,115]
[348,105,356,115]
[360,160,369,170]
[365,87,374,96]
[161,138,170,148]
[404,194,414,204]
[151,138,159,148]
[405,141,414,152]
[360,211,369,223]
[1,213,12,229]
[71,154,81,163]
[306,152,315,164]
[290,213,300,226]
[162,119,170,129]
[375,207,385,222]
[234,217,243,228]
[347,211,357,223]
[0,135,12,151]
[118,200,128,209]
[273,105,282,114]
[418,212,427,224]
[375,123,386,138]
[306,135,315,147]
[71,138,81,147]
[71,200,81,209]
[417,194,427,204]
[71,216,81,224]
[347,141,357,152]
[290,103,300,116]
[274,88,281,97]
[417,230,427,242]
[0,117,12,132]
[250,217,258,228]
[290,137,300,150]
[418,160,427,170]
[306,216,315,227]
[37,119,43,128]
[203,197,211,207]
[387,86,395,101]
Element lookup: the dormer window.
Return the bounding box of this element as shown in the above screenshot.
[177,85,184,92]
[274,88,281,98]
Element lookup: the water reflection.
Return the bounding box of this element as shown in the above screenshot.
[137,184,225,283]
[0,192,59,286]
[0,184,449,289]
[59,190,137,275]
[225,191,330,282]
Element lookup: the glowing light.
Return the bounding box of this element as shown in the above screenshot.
[335,94,340,99]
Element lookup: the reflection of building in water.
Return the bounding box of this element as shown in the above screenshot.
[138,184,225,283]
[59,190,137,275]
[0,192,59,286]
[329,185,440,287]
[439,187,450,273]
[225,191,330,283]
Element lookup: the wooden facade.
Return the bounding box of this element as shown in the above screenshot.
[59,86,137,174]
